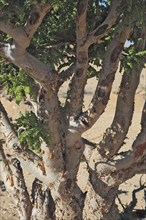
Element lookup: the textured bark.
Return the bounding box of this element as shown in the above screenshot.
[115,101,146,171]
[51,180,84,220]
[57,62,76,89]
[98,69,142,158]
[24,2,51,49]
[0,1,146,220]
[38,90,65,184]
[0,145,32,220]
[98,33,146,158]
[0,44,58,90]
[42,127,84,218]
[10,158,32,220]
[0,2,51,50]
[0,101,51,185]
[84,168,120,220]
[65,0,89,117]
[87,0,123,46]
[31,179,52,220]
[73,26,131,133]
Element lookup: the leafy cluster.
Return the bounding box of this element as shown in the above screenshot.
[120,45,146,73]
[0,61,37,104]
[14,111,50,153]
[126,0,146,27]
[29,0,77,68]
[87,0,110,32]
[1,0,145,90]
[0,0,31,25]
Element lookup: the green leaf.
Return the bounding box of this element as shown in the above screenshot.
[14,111,50,153]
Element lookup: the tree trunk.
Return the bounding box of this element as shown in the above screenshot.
[47,134,85,220]
[84,183,120,220]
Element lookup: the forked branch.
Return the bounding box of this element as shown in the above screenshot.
[87,0,122,46]
[98,29,146,158]
[24,2,51,49]
[73,26,131,133]
[0,42,58,90]
[0,2,51,50]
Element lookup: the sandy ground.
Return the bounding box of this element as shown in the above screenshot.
[0,68,146,220]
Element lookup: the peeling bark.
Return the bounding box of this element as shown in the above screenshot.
[98,32,146,158]
[84,168,120,220]
[31,179,52,220]
[0,145,32,220]
[74,26,131,133]
[65,0,89,117]
[0,101,51,186]
[0,2,146,220]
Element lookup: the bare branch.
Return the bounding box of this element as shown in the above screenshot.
[0,2,51,50]
[115,101,146,171]
[125,182,146,212]
[95,100,146,179]
[76,0,89,45]
[57,62,76,90]
[98,29,146,158]
[65,0,89,116]
[24,2,51,48]
[0,101,41,163]
[72,26,131,133]
[86,0,122,46]
[111,155,146,187]
[0,15,29,46]
[0,43,59,90]
[82,138,97,162]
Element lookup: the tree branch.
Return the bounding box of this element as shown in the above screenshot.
[0,42,58,90]
[125,181,146,212]
[31,179,51,219]
[24,2,51,49]
[93,100,146,180]
[0,14,29,46]
[111,155,146,188]
[0,2,51,50]
[65,0,89,116]
[76,0,89,45]
[98,30,146,158]
[57,62,77,90]
[115,101,146,171]
[72,26,131,133]
[86,0,122,46]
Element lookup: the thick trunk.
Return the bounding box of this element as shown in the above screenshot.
[48,134,85,220]
[54,199,83,220]
[51,181,84,220]
[84,183,120,220]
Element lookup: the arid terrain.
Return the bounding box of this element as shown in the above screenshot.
[0,68,145,220]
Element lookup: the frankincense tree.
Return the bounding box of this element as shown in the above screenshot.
[0,0,146,219]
